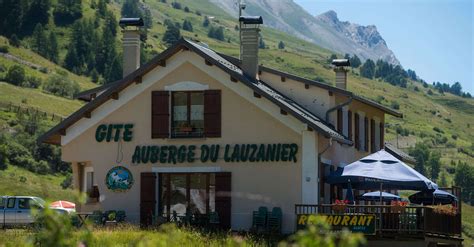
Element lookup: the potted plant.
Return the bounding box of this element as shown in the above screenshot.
[179,123,193,132]
[332,200,349,213]
[431,204,457,216]
[390,200,408,213]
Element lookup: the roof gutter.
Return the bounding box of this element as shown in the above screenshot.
[325,95,353,125]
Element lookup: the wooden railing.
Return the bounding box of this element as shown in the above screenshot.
[295,204,461,237]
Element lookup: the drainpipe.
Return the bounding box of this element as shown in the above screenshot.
[325,95,353,125]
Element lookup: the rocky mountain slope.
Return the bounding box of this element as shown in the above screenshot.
[209,0,400,65]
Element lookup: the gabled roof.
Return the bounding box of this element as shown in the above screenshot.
[39,38,351,145]
[218,53,403,118]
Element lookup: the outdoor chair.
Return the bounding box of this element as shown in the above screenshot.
[116,210,126,222]
[91,210,104,225]
[252,206,268,232]
[267,207,282,234]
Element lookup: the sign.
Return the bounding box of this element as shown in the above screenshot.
[96,124,134,142]
[296,214,376,235]
[131,143,298,164]
[105,166,134,192]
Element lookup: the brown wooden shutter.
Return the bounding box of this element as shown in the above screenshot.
[348,110,352,140]
[215,172,231,229]
[204,90,221,137]
[337,109,343,132]
[370,119,376,152]
[354,113,360,150]
[140,173,156,226]
[380,122,385,149]
[152,91,170,138]
[364,117,369,152]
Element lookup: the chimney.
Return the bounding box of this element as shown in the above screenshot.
[331,59,350,90]
[119,18,144,78]
[239,16,263,79]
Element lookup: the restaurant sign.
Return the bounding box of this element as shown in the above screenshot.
[296,214,376,235]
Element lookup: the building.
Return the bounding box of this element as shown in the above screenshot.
[39,16,403,233]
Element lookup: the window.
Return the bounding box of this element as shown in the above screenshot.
[172,91,204,138]
[7,198,15,208]
[18,198,30,209]
[0,197,4,209]
[152,90,221,139]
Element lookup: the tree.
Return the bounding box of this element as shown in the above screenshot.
[182,20,193,32]
[97,0,107,17]
[454,161,474,203]
[43,72,80,98]
[427,151,441,180]
[171,2,182,9]
[0,0,26,36]
[32,23,48,57]
[258,34,265,49]
[360,59,375,79]
[0,145,7,170]
[91,68,100,83]
[54,0,82,25]
[5,65,26,86]
[9,34,21,47]
[104,10,118,36]
[64,44,81,73]
[278,41,285,49]
[184,6,190,12]
[162,23,181,47]
[26,0,51,27]
[121,0,141,18]
[450,82,462,96]
[350,55,361,68]
[143,7,153,29]
[438,170,447,187]
[208,26,224,41]
[344,53,350,59]
[104,56,122,82]
[203,16,210,27]
[327,54,337,63]
[48,31,59,63]
[409,142,430,175]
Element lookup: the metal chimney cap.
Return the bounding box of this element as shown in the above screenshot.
[331,59,350,67]
[119,18,144,28]
[239,16,263,24]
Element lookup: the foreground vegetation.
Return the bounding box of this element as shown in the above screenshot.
[0,208,365,247]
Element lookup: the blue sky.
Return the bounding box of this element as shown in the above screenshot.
[294,0,473,94]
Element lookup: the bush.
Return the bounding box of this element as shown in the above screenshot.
[171,2,182,9]
[24,76,42,88]
[0,145,7,170]
[0,45,9,53]
[61,173,73,189]
[433,126,444,133]
[43,73,80,98]
[184,6,190,12]
[5,65,26,86]
[10,34,20,47]
[35,160,50,175]
[390,101,400,110]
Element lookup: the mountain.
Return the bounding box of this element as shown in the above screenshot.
[209,0,400,65]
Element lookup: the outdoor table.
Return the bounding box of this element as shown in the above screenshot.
[76,212,93,227]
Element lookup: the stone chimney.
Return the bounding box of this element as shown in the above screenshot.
[331,59,350,90]
[239,16,263,79]
[119,18,144,78]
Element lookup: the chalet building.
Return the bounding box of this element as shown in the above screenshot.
[39,17,404,233]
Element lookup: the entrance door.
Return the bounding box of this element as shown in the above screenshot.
[140,173,156,226]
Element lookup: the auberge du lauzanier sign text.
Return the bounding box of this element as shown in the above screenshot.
[95,124,298,164]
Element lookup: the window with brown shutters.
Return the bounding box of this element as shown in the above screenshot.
[364,116,369,152]
[204,90,221,137]
[152,91,170,138]
[354,113,360,150]
[380,122,385,149]
[370,119,376,153]
[348,110,352,140]
[337,108,343,132]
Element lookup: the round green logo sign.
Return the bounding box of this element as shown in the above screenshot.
[105,166,134,192]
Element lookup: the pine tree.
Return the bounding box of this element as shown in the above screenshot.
[360,59,376,79]
[32,24,48,57]
[97,0,107,17]
[350,55,361,68]
[428,151,441,181]
[64,44,80,74]
[26,0,51,26]
[182,20,193,32]
[278,41,285,49]
[48,31,59,63]
[203,16,210,27]
[9,34,21,47]
[104,11,118,36]
[258,34,265,49]
[0,0,26,36]
[105,56,122,82]
[121,0,141,18]
[54,0,83,25]
[143,8,153,29]
[162,24,181,46]
[90,68,99,83]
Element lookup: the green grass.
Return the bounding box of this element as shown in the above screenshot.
[462,203,474,246]
[0,82,84,117]
[0,166,74,201]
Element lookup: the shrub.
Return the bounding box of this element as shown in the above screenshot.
[451,134,458,140]
[5,65,26,86]
[0,145,7,170]
[427,89,433,95]
[24,76,42,88]
[43,73,80,98]
[61,173,73,189]
[184,6,190,12]
[0,64,6,73]
[19,176,27,183]
[171,2,182,9]
[0,45,9,53]
[390,101,400,110]
[34,160,50,175]
[39,67,48,74]
[9,34,20,47]
[433,126,444,133]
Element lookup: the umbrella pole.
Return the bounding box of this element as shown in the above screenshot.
[379,183,383,234]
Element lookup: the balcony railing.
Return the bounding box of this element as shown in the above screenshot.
[294,204,461,238]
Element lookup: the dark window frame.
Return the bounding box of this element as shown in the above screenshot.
[7,198,15,208]
[171,91,205,138]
